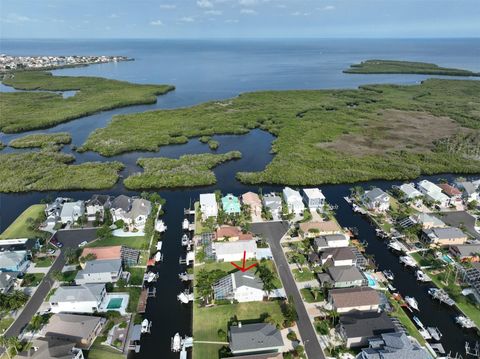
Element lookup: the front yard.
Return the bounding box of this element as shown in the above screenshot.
[300,287,324,303]
[34,256,54,267]
[86,235,148,250]
[21,273,45,287]
[292,267,316,282]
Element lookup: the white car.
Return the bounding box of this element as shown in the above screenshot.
[78,241,88,248]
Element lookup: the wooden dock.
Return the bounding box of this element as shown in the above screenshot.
[137,288,148,313]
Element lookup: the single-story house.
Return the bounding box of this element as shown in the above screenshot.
[85,194,112,222]
[16,338,84,359]
[75,259,122,285]
[49,284,106,314]
[302,188,325,211]
[338,310,396,348]
[42,313,105,349]
[0,271,17,293]
[438,183,463,199]
[318,265,365,288]
[328,287,380,313]
[398,183,422,201]
[456,181,480,202]
[80,246,139,267]
[0,238,40,252]
[229,322,284,355]
[262,193,282,220]
[200,193,218,220]
[214,270,265,303]
[242,192,262,218]
[357,332,431,359]
[412,213,445,229]
[422,227,468,246]
[300,221,343,238]
[0,250,29,272]
[450,244,480,262]
[417,180,443,195]
[313,234,349,251]
[60,201,85,224]
[320,247,356,267]
[216,225,254,241]
[362,188,390,212]
[213,239,257,262]
[283,187,305,215]
[222,194,241,215]
[425,190,450,208]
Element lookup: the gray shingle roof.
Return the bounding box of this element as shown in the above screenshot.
[424,227,467,240]
[80,259,122,275]
[327,265,364,283]
[43,313,104,341]
[340,311,396,339]
[16,338,76,359]
[229,323,284,352]
[358,332,431,359]
[233,270,264,291]
[363,188,389,203]
[321,247,356,261]
[111,195,131,211]
[50,284,104,303]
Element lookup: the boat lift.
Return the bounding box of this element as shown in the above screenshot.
[171,333,193,358]
[179,272,194,282]
[177,289,194,304]
[179,251,195,265]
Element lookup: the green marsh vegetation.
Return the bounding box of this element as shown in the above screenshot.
[0,71,174,133]
[0,141,5,151]
[82,79,480,185]
[9,132,72,149]
[124,151,242,189]
[0,151,123,192]
[344,59,480,76]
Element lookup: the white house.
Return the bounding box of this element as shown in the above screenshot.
[213,240,257,262]
[60,201,85,224]
[320,247,356,267]
[425,190,450,208]
[361,188,390,212]
[75,259,122,285]
[282,187,305,215]
[456,181,480,203]
[398,183,422,201]
[417,180,443,195]
[313,234,350,251]
[85,195,112,222]
[302,188,326,211]
[200,193,218,220]
[110,196,151,230]
[49,284,106,314]
[214,270,265,303]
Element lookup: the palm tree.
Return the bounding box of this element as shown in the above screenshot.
[0,336,12,359]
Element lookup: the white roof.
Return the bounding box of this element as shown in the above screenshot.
[214,239,257,257]
[283,187,302,200]
[0,250,27,268]
[418,180,442,193]
[60,200,84,217]
[427,190,449,203]
[302,188,325,200]
[399,184,422,198]
[200,193,217,206]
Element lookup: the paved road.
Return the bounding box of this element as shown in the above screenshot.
[4,228,98,338]
[251,222,326,359]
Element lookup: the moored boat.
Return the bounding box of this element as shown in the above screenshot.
[182,218,190,230]
[405,296,419,311]
[382,270,394,281]
[181,234,189,246]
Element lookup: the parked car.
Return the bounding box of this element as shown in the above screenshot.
[50,238,63,248]
[78,241,88,248]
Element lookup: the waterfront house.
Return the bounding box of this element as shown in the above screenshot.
[49,284,106,314]
[456,181,480,202]
[361,188,390,212]
[417,180,450,207]
[42,313,105,350]
[449,244,480,262]
[215,225,254,241]
[229,322,284,355]
[16,338,84,359]
[241,192,262,219]
[221,194,242,215]
[262,193,282,220]
[45,197,67,219]
[356,332,431,359]
[60,201,85,224]
[313,234,350,251]
[0,271,17,293]
[0,238,39,252]
[398,183,423,202]
[422,227,468,246]
[412,213,445,229]
[328,287,380,313]
[200,193,218,220]
[110,196,151,230]
[80,245,139,267]
[75,259,122,285]
[417,180,443,195]
[0,250,29,272]
[302,188,326,211]
[212,239,257,262]
[214,270,265,303]
[320,247,356,267]
[300,220,343,238]
[462,263,480,303]
[282,187,305,215]
[338,310,396,348]
[318,265,365,288]
[85,194,112,222]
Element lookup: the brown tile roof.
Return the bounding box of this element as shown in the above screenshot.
[81,246,122,260]
[299,220,342,234]
[329,286,380,309]
[216,225,253,240]
[321,247,356,261]
[241,192,262,206]
[438,183,462,196]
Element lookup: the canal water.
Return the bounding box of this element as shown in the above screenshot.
[1,39,479,358]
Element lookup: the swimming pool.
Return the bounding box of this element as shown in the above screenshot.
[364,272,376,287]
[442,254,454,264]
[107,298,123,309]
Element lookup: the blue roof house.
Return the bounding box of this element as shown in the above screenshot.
[0,250,29,273]
[221,194,241,215]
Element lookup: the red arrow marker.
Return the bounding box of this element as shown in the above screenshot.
[231,250,257,272]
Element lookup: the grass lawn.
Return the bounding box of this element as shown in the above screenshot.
[128,267,145,286]
[0,204,45,239]
[300,287,324,303]
[193,301,285,359]
[87,338,124,359]
[34,256,54,267]
[86,235,148,250]
[387,294,426,346]
[292,267,316,282]
[21,273,45,287]
[46,288,57,301]
[411,252,442,268]
[114,287,141,313]
[60,270,78,283]
[0,316,14,334]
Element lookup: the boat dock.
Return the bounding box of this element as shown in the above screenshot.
[428,288,455,306]
[400,255,417,268]
[179,272,194,281]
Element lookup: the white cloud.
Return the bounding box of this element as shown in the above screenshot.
[323,5,335,11]
[239,0,257,6]
[160,4,176,9]
[225,19,239,23]
[197,0,214,8]
[109,13,119,18]
[205,10,223,15]
[241,8,257,14]
[2,13,33,23]
[180,16,195,22]
[150,19,163,26]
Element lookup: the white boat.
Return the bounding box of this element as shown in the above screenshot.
[144,272,157,283]
[156,241,163,251]
[400,256,417,268]
[405,296,419,311]
[456,315,475,328]
[387,241,402,252]
[141,319,150,333]
[382,270,394,281]
[412,316,425,329]
[181,234,189,246]
[343,196,352,204]
[427,327,442,341]
[172,333,181,352]
[419,328,432,340]
[155,220,167,233]
[428,288,455,306]
[416,270,431,282]
[387,283,396,292]
[177,290,194,304]
[154,251,162,262]
[182,219,190,230]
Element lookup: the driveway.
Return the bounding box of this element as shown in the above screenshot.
[4,228,98,338]
[251,222,326,359]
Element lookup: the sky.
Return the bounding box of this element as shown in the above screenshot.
[1,0,479,39]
